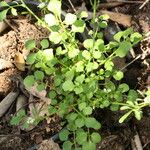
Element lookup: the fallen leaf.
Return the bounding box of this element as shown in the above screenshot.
[14,51,25,71]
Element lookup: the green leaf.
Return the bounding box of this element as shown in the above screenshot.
[99,14,109,20]
[36,83,45,91]
[128,90,138,101]
[75,117,85,128]
[11,8,17,16]
[113,71,124,80]
[66,113,78,122]
[48,90,57,99]
[91,132,101,143]
[34,70,44,80]
[45,13,58,26]
[110,104,119,111]
[25,39,36,50]
[48,0,61,16]
[26,53,36,65]
[72,20,85,33]
[62,80,74,91]
[115,41,132,58]
[104,61,114,71]
[24,75,35,87]
[82,50,91,60]
[0,1,9,7]
[76,131,87,145]
[68,48,79,58]
[130,32,142,45]
[54,76,62,86]
[40,39,49,49]
[114,31,124,42]
[85,117,101,129]
[134,110,142,120]
[64,13,77,25]
[75,74,85,84]
[82,141,96,150]
[78,102,86,111]
[83,106,92,115]
[99,21,108,28]
[75,61,84,72]
[83,39,94,49]
[80,11,88,18]
[0,9,8,22]
[74,86,84,94]
[59,129,70,141]
[118,83,129,93]
[92,50,101,59]
[10,109,26,125]
[63,141,72,150]
[119,110,132,123]
[49,32,62,44]
[65,69,74,80]
[48,105,57,115]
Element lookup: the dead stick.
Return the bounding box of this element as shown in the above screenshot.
[0,91,19,117]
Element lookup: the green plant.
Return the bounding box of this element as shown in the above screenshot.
[1,0,149,149]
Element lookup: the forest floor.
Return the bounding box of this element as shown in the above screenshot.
[0,0,150,150]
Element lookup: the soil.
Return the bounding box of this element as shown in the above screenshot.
[0,0,150,150]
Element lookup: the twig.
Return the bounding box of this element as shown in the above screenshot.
[67,0,77,12]
[131,131,143,150]
[139,0,149,9]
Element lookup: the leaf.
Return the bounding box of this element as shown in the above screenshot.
[45,13,58,26]
[92,50,101,59]
[91,132,101,143]
[85,117,101,129]
[65,69,75,80]
[62,80,74,91]
[0,9,8,22]
[113,71,124,80]
[48,0,61,16]
[83,106,92,115]
[68,48,79,58]
[78,102,86,111]
[24,75,35,88]
[64,13,77,25]
[115,41,132,58]
[63,141,72,150]
[134,110,142,120]
[82,141,96,150]
[10,109,26,125]
[104,60,114,71]
[130,32,142,45]
[99,14,109,20]
[48,90,57,99]
[40,39,49,49]
[114,31,124,42]
[36,83,45,91]
[25,39,36,50]
[76,131,87,145]
[0,1,9,7]
[49,32,61,44]
[66,113,78,122]
[83,39,94,49]
[72,20,85,33]
[14,52,25,71]
[118,83,129,93]
[99,21,108,28]
[34,70,44,80]
[119,110,132,123]
[82,50,91,60]
[75,74,85,84]
[127,90,138,101]
[74,86,84,94]
[75,61,84,72]
[11,8,17,16]
[75,117,85,128]
[59,129,70,141]
[26,53,36,65]
[80,11,88,18]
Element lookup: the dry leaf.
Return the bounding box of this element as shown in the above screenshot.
[100,10,131,27]
[14,51,25,71]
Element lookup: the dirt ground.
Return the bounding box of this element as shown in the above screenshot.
[0,0,150,150]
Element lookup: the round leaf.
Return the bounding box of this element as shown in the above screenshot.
[91,132,101,143]
[59,129,70,141]
[24,75,35,87]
